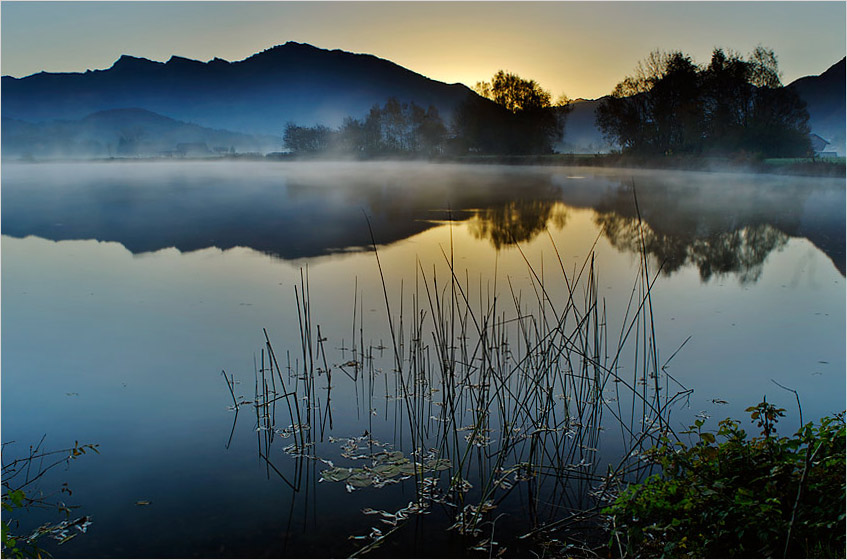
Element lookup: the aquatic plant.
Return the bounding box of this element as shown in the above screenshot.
[1,439,98,558]
[225,201,695,556]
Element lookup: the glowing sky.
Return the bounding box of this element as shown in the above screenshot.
[1,1,844,99]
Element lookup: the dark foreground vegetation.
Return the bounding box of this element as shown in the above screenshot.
[3,403,842,558]
[605,401,846,558]
[2,441,98,558]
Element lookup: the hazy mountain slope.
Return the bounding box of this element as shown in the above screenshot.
[555,97,616,153]
[1,108,282,159]
[3,43,840,155]
[787,58,846,155]
[1,42,475,136]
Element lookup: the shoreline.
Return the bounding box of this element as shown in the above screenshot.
[3,153,845,178]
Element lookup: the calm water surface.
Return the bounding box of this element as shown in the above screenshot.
[2,161,844,557]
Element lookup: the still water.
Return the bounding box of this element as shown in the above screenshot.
[2,161,844,557]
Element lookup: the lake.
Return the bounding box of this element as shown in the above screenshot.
[2,161,844,557]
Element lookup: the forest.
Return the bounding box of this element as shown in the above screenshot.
[283,46,813,160]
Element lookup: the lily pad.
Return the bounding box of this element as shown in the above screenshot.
[347,472,375,488]
[397,462,423,476]
[425,458,452,471]
[371,464,402,477]
[321,467,353,482]
[377,451,405,463]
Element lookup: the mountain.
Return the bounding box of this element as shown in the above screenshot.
[1,42,475,137]
[787,58,846,155]
[1,108,282,159]
[3,43,841,156]
[555,97,615,154]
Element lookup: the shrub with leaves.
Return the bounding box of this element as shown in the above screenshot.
[2,440,98,558]
[605,399,846,558]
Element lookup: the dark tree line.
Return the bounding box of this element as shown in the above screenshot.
[285,72,571,157]
[284,98,447,157]
[454,71,571,155]
[596,47,811,158]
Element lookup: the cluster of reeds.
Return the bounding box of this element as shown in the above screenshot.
[224,204,690,556]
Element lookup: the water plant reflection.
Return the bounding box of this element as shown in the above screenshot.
[224,225,694,556]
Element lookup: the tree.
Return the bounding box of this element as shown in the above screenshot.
[464,70,569,154]
[283,123,332,154]
[596,47,811,158]
[415,105,448,156]
[474,71,552,113]
[700,48,754,153]
[283,99,447,158]
[744,46,811,157]
[596,50,702,155]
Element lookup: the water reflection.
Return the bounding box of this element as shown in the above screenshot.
[467,200,569,249]
[1,161,843,282]
[598,212,790,284]
[584,172,845,279]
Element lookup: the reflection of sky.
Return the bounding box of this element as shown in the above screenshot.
[3,214,843,445]
[2,166,845,556]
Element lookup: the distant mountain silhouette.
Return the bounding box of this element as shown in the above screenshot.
[555,97,615,153]
[1,42,475,137]
[1,108,281,159]
[3,44,841,156]
[787,58,846,155]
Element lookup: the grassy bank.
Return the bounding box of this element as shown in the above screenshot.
[438,153,847,177]
[7,152,845,177]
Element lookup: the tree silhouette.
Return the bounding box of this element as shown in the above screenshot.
[597,47,811,158]
[454,71,570,155]
[467,200,568,249]
[283,98,447,157]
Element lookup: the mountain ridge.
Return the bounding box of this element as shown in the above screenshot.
[2,43,843,155]
[1,42,475,136]
[1,107,282,159]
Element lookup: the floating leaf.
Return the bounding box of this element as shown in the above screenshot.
[378,451,405,463]
[425,458,452,471]
[320,467,353,482]
[135,500,151,506]
[371,464,401,477]
[397,463,422,476]
[348,472,374,488]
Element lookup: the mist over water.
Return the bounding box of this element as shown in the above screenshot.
[2,161,844,271]
[1,161,843,557]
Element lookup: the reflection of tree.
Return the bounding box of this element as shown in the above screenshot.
[597,211,788,284]
[468,200,568,249]
[690,226,788,284]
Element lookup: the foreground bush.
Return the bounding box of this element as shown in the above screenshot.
[605,400,846,558]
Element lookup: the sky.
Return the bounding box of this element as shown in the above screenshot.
[1,1,845,100]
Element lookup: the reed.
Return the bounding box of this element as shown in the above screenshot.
[225,202,689,557]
